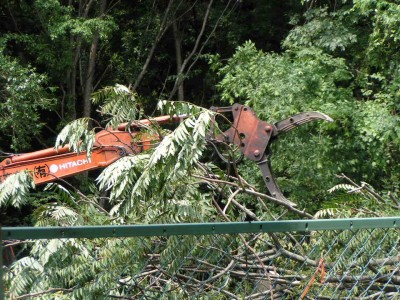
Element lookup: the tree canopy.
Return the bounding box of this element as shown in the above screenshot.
[3,0,400,298]
[1,0,400,222]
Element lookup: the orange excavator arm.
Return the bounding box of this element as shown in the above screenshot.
[0,115,186,185]
[0,104,332,206]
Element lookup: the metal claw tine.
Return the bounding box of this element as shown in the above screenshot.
[275,111,333,134]
[279,119,313,132]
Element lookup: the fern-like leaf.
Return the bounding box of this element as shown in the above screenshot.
[55,117,95,156]
[158,100,203,116]
[0,171,35,208]
[92,84,141,129]
[328,183,361,194]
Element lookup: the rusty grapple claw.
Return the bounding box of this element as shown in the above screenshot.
[274,111,333,134]
[208,104,333,207]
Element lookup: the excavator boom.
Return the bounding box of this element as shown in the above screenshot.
[0,104,332,206]
[0,123,162,185]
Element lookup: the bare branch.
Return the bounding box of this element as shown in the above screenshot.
[194,174,313,219]
[133,0,175,90]
[13,288,75,300]
[168,0,214,99]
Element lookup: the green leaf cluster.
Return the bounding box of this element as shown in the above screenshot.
[4,2,400,297]
[97,101,215,223]
[0,172,35,208]
[55,117,95,156]
[92,84,141,129]
[0,43,55,150]
[215,0,400,209]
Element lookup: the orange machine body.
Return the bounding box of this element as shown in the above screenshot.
[0,104,332,207]
[0,123,163,185]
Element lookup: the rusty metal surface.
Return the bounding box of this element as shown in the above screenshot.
[211,104,276,162]
[209,104,333,207]
[0,103,333,208]
[0,130,160,185]
[274,111,333,133]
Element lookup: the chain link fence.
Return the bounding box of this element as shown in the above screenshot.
[1,218,400,299]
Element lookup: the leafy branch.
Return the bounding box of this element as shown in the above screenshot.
[0,171,34,208]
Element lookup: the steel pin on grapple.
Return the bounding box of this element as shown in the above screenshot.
[0,102,331,207]
[208,104,333,207]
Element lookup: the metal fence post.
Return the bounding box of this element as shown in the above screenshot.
[1,218,400,299]
[0,223,3,300]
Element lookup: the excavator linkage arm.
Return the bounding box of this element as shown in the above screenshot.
[0,104,332,207]
[208,104,333,206]
[0,128,159,185]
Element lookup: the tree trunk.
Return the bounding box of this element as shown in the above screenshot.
[82,35,98,118]
[173,20,184,101]
[82,0,107,119]
[132,0,175,91]
[168,0,214,100]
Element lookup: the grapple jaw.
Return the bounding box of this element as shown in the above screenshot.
[274,111,333,133]
[208,104,333,207]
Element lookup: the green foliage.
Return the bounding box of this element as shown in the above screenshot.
[31,183,84,226]
[55,117,96,156]
[108,1,170,84]
[97,101,215,223]
[217,41,351,207]
[33,0,110,38]
[316,176,400,219]
[17,0,116,64]
[353,0,400,69]
[284,7,358,52]
[158,100,204,116]
[218,41,352,116]
[0,43,55,150]
[4,1,400,297]
[92,84,141,129]
[0,172,35,208]
[34,204,82,227]
[216,18,400,207]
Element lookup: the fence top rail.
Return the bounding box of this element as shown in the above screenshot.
[1,217,400,240]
